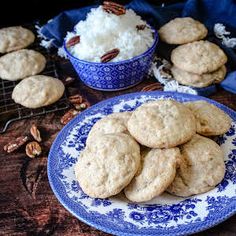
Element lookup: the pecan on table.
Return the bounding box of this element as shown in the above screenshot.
[101,48,120,63]
[25,141,42,158]
[68,94,91,111]
[60,109,80,125]
[68,94,84,110]
[68,94,83,105]
[103,1,126,15]
[30,124,42,142]
[3,136,29,153]
[66,36,80,48]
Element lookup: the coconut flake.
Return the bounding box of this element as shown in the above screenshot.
[58,46,68,59]
[164,80,197,95]
[214,23,236,48]
[66,6,154,62]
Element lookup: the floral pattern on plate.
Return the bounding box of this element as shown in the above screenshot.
[48,91,236,236]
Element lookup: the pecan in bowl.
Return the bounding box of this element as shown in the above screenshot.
[102,1,126,15]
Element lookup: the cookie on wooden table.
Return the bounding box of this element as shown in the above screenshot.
[171,41,227,74]
[167,134,225,197]
[75,133,140,198]
[0,49,46,81]
[0,26,35,53]
[127,100,196,148]
[185,100,231,136]
[159,17,208,44]
[124,147,180,202]
[86,112,132,145]
[171,65,226,88]
[12,75,65,108]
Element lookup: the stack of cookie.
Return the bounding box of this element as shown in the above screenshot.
[75,99,232,202]
[158,17,227,88]
[0,26,45,81]
[0,26,65,108]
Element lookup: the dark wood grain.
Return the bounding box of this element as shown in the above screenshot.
[0,58,236,236]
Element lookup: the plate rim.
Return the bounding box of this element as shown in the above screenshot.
[48,91,236,236]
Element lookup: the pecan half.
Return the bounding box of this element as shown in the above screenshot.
[68,94,91,111]
[4,136,29,153]
[60,109,80,125]
[62,76,75,86]
[68,94,83,105]
[30,124,42,142]
[25,141,42,158]
[103,1,126,15]
[66,36,80,48]
[136,24,146,31]
[101,48,120,63]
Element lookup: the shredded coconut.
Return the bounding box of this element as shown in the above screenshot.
[58,46,68,59]
[214,23,236,48]
[40,38,54,49]
[164,80,197,95]
[65,6,154,62]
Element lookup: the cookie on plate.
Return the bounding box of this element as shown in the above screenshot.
[185,100,231,136]
[127,100,196,148]
[171,65,226,88]
[124,147,180,202]
[12,75,65,108]
[86,112,131,145]
[159,17,208,44]
[0,26,35,53]
[0,49,46,81]
[75,133,140,198]
[167,134,225,197]
[171,41,227,74]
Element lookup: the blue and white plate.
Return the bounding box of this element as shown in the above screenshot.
[48,91,236,236]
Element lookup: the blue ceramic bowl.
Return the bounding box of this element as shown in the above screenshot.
[64,30,158,91]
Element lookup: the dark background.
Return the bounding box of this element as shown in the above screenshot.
[0,0,182,27]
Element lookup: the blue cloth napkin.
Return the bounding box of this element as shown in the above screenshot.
[40,0,236,95]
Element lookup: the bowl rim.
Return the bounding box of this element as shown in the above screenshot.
[63,27,159,65]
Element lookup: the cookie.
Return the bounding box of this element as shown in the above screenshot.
[127,100,196,148]
[86,112,131,145]
[12,75,65,108]
[75,133,140,198]
[185,100,231,136]
[171,65,226,88]
[124,147,180,202]
[167,134,225,197]
[0,26,35,53]
[159,17,208,45]
[0,49,46,81]
[171,41,227,74]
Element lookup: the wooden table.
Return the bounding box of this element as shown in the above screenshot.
[1,58,236,236]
